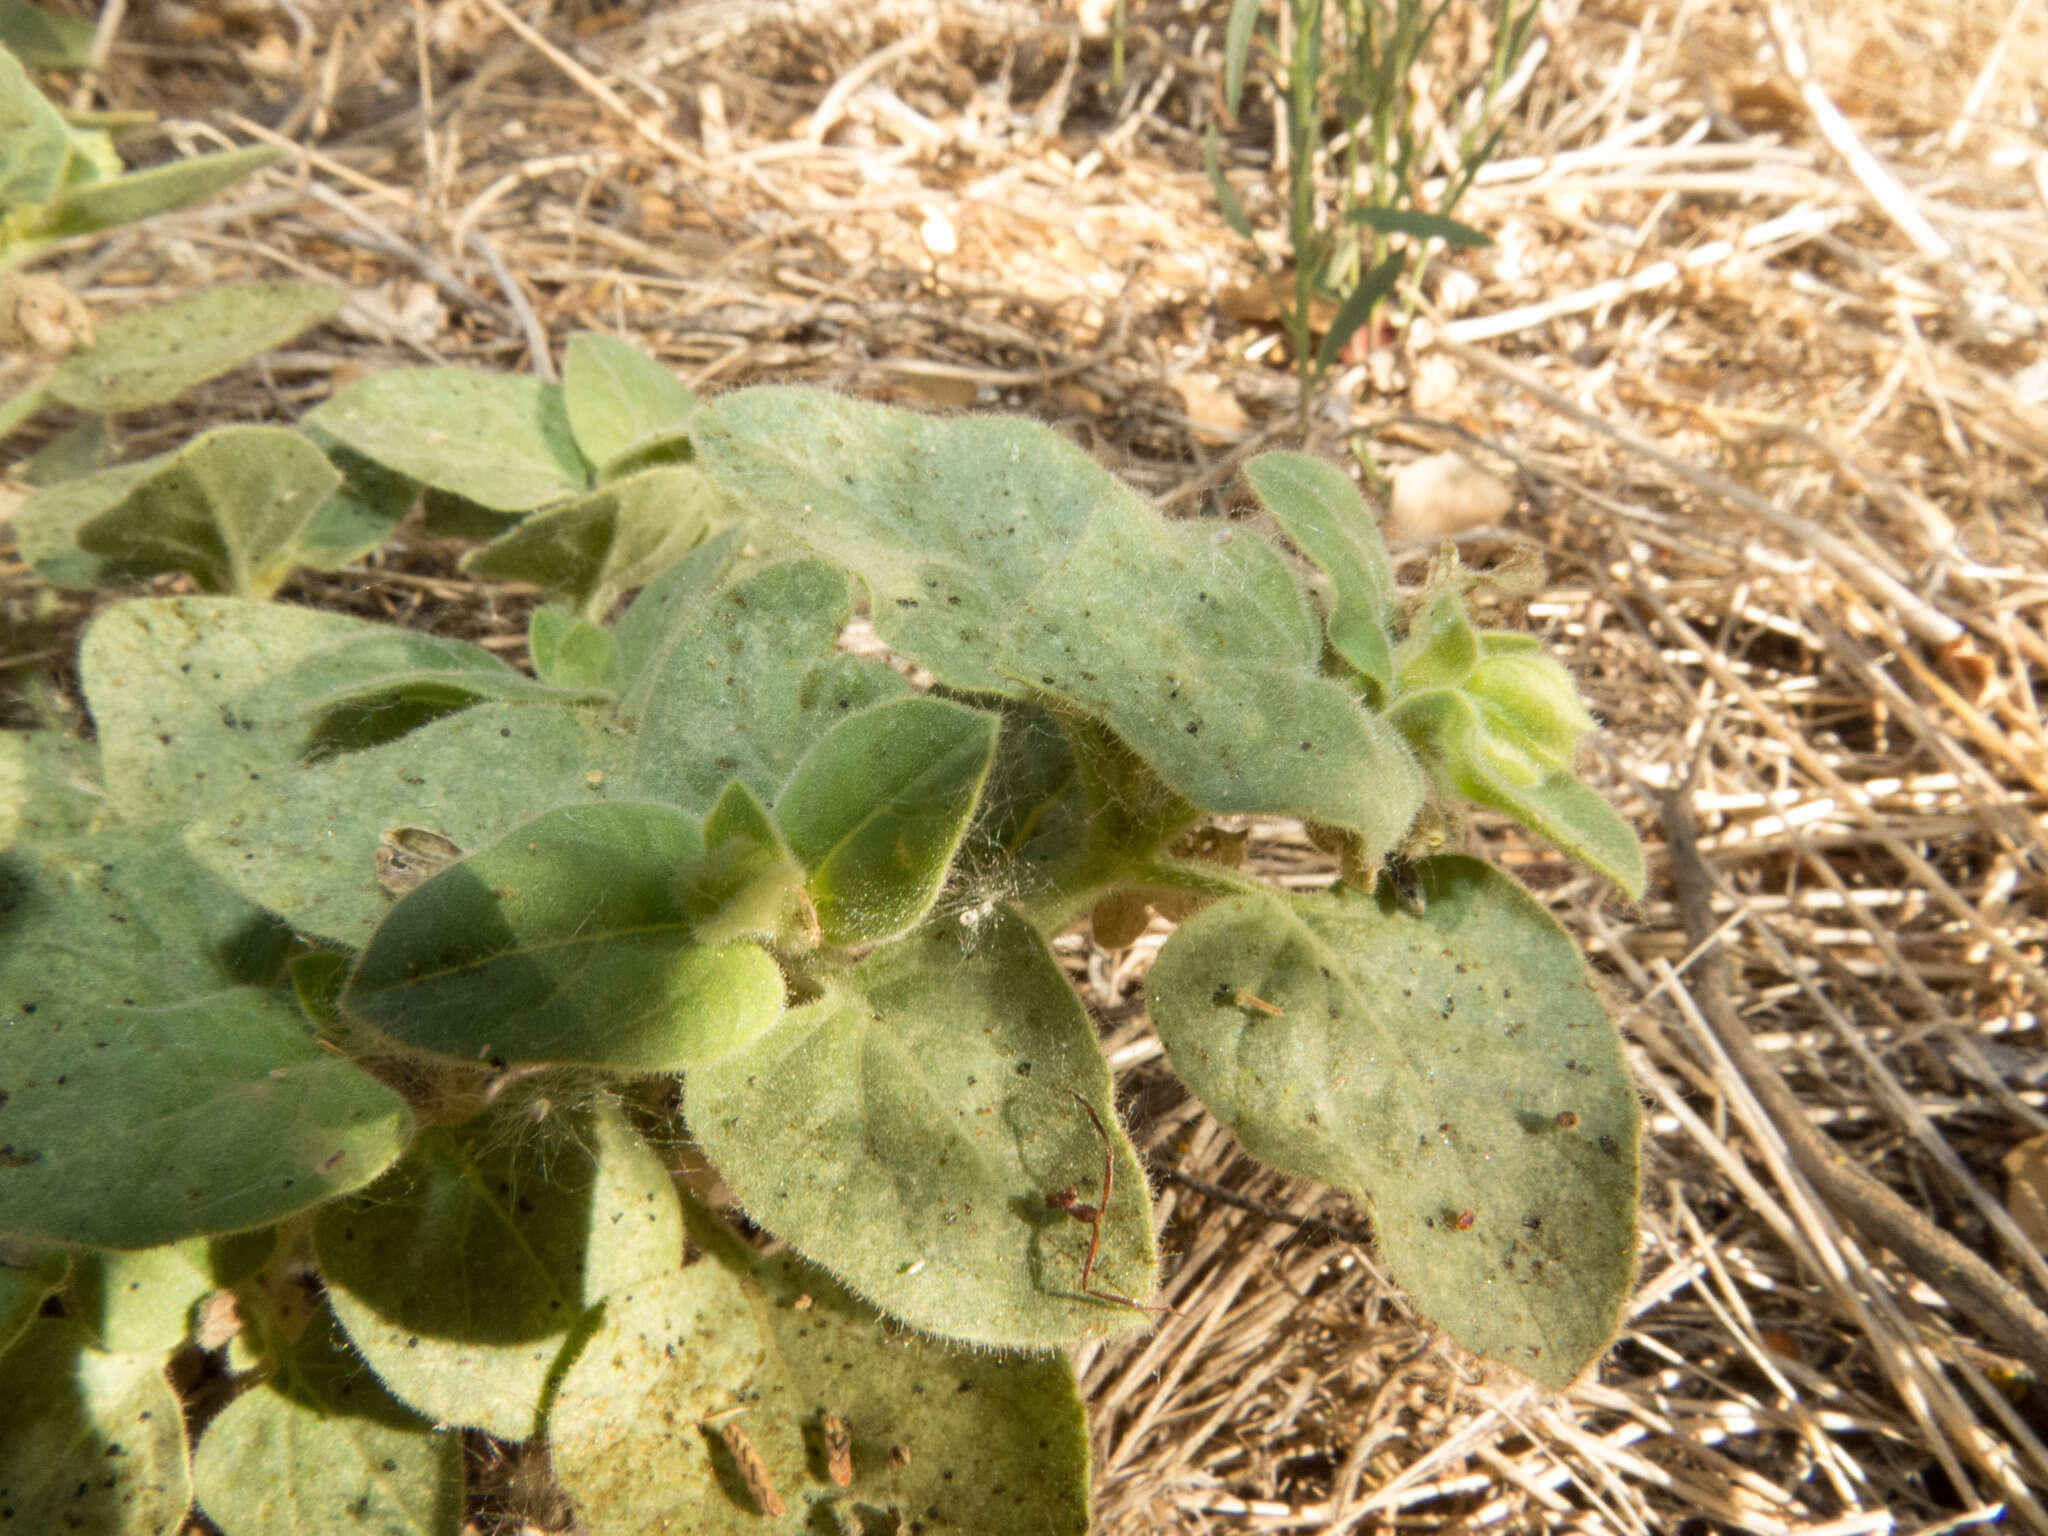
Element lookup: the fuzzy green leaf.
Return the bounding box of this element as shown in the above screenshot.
[1391,689,1645,895]
[19,414,113,485]
[69,425,340,598]
[0,832,406,1254]
[690,913,1157,1349]
[546,1249,772,1531]
[236,626,590,759]
[418,485,520,539]
[187,699,630,948]
[1,0,97,68]
[775,696,998,945]
[83,597,605,880]
[463,463,716,618]
[0,45,80,209]
[72,1244,213,1356]
[693,388,1114,696]
[954,702,1090,917]
[555,1198,1092,1535]
[292,429,419,571]
[1146,861,1639,1386]
[1453,753,1646,898]
[732,1238,1090,1535]
[627,557,906,815]
[13,456,164,588]
[528,605,615,689]
[193,1304,461,1536]
[0,378,52,438]
[561,330,698,476]
[302,367,588,512]
[83,598,616,949]
[0,822,292,1005]
[343,802,784,1071]
[82,597,375,826]
[316,1100,677,1439]
[0,726,105,848]
[47,281,339,414]
[1479,628,1543,657]
[14,145,281,260]
[69,1235,275,1356]
[0,1250,68,1358]
[1243,451,1396,688]
[1393,587,1481,693]
[694,390,1416,847]
[0,1320,190,1533]
[1463,651,1598,773]
[608,523,747,716]
[676,779,810,947]
[0,979,413,1248]
[1001,510,1424,861]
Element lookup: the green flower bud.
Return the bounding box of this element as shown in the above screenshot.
[1465,652,1597,775]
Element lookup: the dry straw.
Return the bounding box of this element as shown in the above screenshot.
[4,0,2044,1531]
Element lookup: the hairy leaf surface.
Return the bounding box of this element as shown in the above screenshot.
[697,391,1422,849]
[1002,511,1422,859]
[0,822,411,1248]
[303,367,588,511]
[1456,754,1647,899]
[557,1193,1091,1534]
[547,1249,769,1533]
[344,802,784,1071]
[561,330,698,476]
[69,1229,275,1358]
[0,3,95,70]
[1244,451,1396,688]
[70,425,340,598]
[83,597,380,827]
[690,913,1156,1349]
[293,422,420,549]
[193,1305,461,1536]
[676,779,809,947]
[628,557,904,814]
[72,1244,214,1356]
[0,726,104,849]
[0,982,411,1248]
[954,703,1091,918]
[46,281,339,415]
[317,1101,677,1439]
[188,700,630,948]
[694,388,1114,695]
[0,824,292,1006]
[12,146,282,265]
[608,525,748,718]
[0,1321,190,1533]
[775,696,997,945]
[464,464,715,618]
[234,626,590,757]
[13,456,161,588]
[0,46,78,209]
[528,606,615,689]
[1390,689,1645,896]
[1147,859,1638,1386]
[0,1251,68,1358]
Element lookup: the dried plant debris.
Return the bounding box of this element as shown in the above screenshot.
[4,0,2045,1532]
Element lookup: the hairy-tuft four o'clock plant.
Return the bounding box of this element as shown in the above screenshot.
[0,331,1643,1534]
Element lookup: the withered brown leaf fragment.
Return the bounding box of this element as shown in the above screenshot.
[719,1421,786,1517]
[375,826,464,896]
[824,1413,854,1486]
